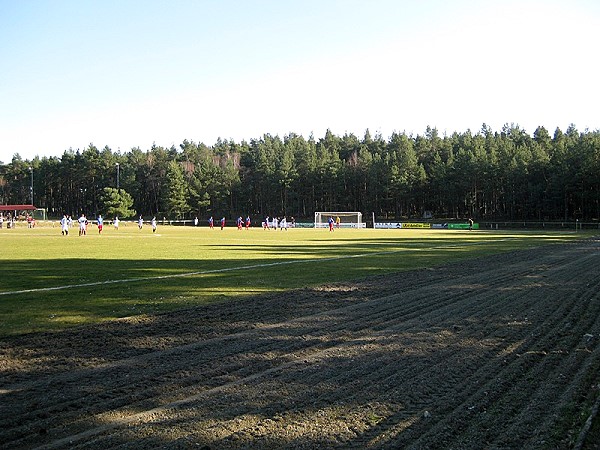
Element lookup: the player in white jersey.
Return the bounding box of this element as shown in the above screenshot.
[60,215,69,235]
[78,214,87,236]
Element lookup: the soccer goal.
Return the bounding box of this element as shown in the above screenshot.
[314,212,364,228]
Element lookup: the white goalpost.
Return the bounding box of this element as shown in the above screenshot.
[314,212,364,228]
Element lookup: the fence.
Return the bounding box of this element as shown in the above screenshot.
[479,221,599,231]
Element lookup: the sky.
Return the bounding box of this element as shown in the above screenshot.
[1,0,599,163]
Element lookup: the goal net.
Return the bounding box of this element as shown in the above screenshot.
[314,212,364,228]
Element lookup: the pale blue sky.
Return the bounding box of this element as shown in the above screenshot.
[1,0,599,162]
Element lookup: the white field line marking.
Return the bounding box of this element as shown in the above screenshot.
[0,239,513,297]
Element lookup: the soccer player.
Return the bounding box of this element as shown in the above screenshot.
[245,216,251,230]
[151,216,157,233]
[138,216,143,229]
[60,214,69,236]
[208,216,214,229]
[78,213,87,236]
[237,216,243,230]
[113,216,119,230]
[336,216,341,229]
[220,217,226,230]
[97,215,103,234]
[280,216,287,231]
[328,216,334,232]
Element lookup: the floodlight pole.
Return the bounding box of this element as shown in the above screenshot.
[29,166,34,206]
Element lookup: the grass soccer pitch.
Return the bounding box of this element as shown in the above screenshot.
[0,223,589,336]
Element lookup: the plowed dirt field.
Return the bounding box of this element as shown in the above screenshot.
[1,238,600,449]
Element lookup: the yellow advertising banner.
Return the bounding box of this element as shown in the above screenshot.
[402,223,431,228]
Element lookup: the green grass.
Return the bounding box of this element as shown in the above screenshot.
[0,221,590,336]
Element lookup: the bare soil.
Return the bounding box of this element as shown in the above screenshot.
[1,238,600,450]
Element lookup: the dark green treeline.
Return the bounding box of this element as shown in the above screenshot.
[2,124,599,221]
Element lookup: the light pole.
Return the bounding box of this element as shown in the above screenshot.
[28,166,34,205]
[116,163,120,190]
[80,188,87,213]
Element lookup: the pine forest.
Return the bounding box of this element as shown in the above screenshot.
[2,124,599,222]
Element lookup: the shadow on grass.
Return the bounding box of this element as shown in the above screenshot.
[0,253,424,335]
[0,231,559,337]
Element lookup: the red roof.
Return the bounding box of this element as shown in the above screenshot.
[0,204,36,211]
